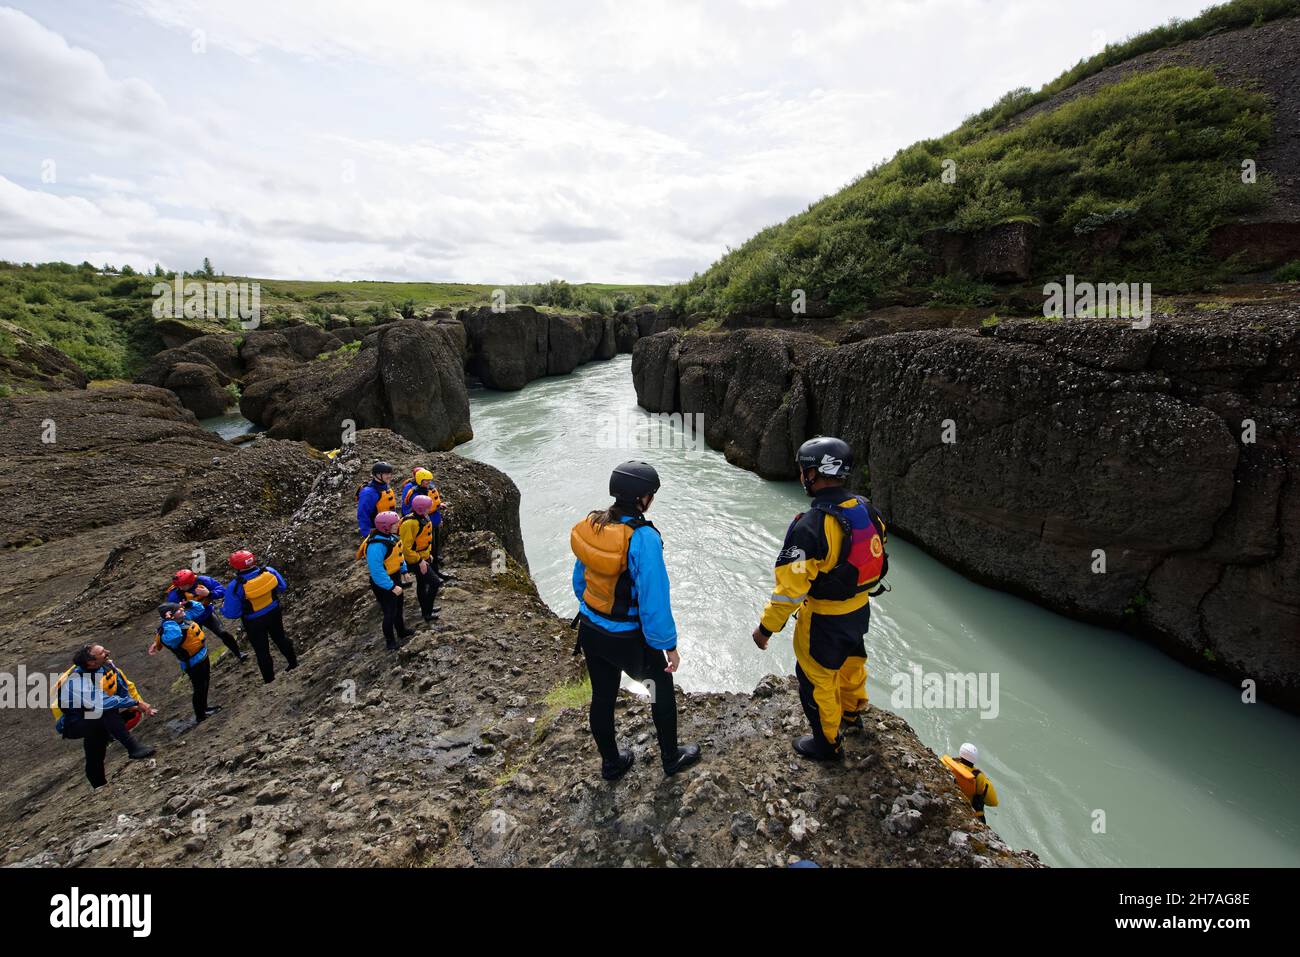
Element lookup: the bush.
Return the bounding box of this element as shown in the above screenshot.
[1276,260,1300,282]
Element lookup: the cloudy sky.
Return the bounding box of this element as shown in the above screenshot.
[0,0,1217,284]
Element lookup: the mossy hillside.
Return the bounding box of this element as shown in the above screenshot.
[674,40,1281,316]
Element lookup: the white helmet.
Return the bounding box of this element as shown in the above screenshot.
[959,742,979,764]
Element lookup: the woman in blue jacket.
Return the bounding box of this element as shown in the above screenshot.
[570,462,701,781]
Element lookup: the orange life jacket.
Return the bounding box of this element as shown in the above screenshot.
[942,755,990,816]
[570,514,656,622]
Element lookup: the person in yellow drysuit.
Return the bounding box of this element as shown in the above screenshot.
[752,436,888,761]
[942,742,1000,823]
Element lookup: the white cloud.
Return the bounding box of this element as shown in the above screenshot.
[0,0,1226,283]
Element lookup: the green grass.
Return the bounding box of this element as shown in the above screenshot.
[543,675,592,711]
[1277,260,1300,282]
[0,262,665,388]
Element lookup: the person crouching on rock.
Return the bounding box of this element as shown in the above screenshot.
[357,460,398,537]
[570,461,701,781]
[52,644,157,789]
[165,568,247,664]
[361,510,414,651]
[400,495,442,624]
[221,549,297,684]
[751,436,889,762]
[942,742,999,824]
[149,601,220,723]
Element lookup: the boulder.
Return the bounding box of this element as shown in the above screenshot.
[242,319,471,452]
[0,320,88,392]
[459,306,549,390]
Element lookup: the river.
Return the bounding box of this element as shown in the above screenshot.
[456,354,1300,868]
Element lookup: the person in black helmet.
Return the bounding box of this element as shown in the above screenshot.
[357,461,398,537]
[570,461,701,781]
[751,436,889,761]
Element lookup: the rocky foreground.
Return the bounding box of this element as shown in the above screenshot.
[0,387,1036,868]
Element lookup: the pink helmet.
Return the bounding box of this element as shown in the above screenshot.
[411,494,433,515]
[374,510,401,533]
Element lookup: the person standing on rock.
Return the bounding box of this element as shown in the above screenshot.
[399,494,442,624]
[570,461,701,781]
[149,601,221,723]
[357,461,398,537]
[221,549,297,683]
[165,568,247,664]
[942,742,999,824]
[400,467,453,582]
[361,509,414,650]
[752,436,888,762]
[52,644,157,789]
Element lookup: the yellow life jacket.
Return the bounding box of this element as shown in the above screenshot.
[156,619,206,661]
[403,483,441,513]
[51,664,136,723]
[50,666,76,724]
[570,514,655,622]
[942,755,990,815]
[357,531,404,575]
[239,569,280,614]
[400,514,434,559]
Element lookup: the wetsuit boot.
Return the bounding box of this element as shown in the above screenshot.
[663,743,702,776]
[793,733,843,762]
[601,750,634,781]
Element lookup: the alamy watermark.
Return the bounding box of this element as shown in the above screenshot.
[152,272,261,329]
[890,662,1000,719]
[1043,274,1151,329]
[594,410,708,457]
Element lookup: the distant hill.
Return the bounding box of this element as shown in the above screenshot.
[0,262,664,386]
[673,0,1300,317]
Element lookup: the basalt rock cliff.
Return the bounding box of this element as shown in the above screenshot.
[633,298,1300,709]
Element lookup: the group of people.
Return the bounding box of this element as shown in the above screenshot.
[51,550,295,789]
[356,462,451,651]
[50,439,996,825]
[570,435,998,823]
[51,460,453,790]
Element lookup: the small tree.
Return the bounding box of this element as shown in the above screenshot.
[153,263,165,277]
[199,257,216,278]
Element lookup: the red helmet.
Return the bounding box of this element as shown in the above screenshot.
[229,550,257,571]
[374,510,401,533]
[172,568,198,590]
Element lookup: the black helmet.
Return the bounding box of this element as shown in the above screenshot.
[158,601,182,618]
[610,461,660,502]
[795,436,852,479]
[372,461,394,476]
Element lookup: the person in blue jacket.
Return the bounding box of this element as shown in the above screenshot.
[221,549,297,684]
[569,461,701,781]
[148,600,221,723]
[165,568,246,663]
[357,461,397,537]
[362,510,414,651]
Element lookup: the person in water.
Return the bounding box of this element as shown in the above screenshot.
[165,568,246,663]
[52,644,157,789]
[221,549,297,683]
[942,742,999,823]
[570,461,701,781]
[357,461,398,537]
[752,436,889,761]
[362,509,413,650]
[399,495,442,623]
[149,601,220,723]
